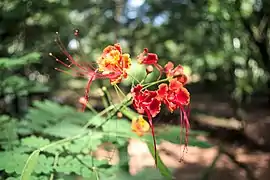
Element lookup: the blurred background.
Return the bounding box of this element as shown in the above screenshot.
[1,0,270,180]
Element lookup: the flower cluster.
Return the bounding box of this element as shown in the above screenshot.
[132,55,190,164]
[51,33,190,165]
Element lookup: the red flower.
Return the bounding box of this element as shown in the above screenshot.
[157,78,190,161]
[137,48,163,79]
[164,61,188,85]
[131,85,161,118]
[131,85,161,165]
[137,48,158,64]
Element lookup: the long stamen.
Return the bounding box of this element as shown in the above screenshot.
[54,68,77,77]
[179,108,184,162]
[81,69,98,112]
[179,106,189,162]
[50,52,93,78]
[49,53,72,68]
[55,32,87,71]
[154,63,163,80]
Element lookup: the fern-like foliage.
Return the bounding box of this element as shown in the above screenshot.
[0,52,40,69]
[0,99,212,180]
[0,100,136,179]
[0,52,48,96]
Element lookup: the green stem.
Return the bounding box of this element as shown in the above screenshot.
[102,86,113,107]
[120,106,138,120]
[82,104,116,129]
[114,84,126,98]
[140,73,148,84]
[142,77,171,90]
[39,133,86,151]
[85,102,98,114]
[127,72,141,84]
[49,153,59,180]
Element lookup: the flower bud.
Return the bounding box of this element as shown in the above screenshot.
[146,65,154,74]
[79,97,87,105]
[117,112,123,118]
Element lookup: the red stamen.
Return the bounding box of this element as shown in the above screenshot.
[55,32,87,71]
[179,107,189,162]
[154,63,163,80]
[81,69,97,112]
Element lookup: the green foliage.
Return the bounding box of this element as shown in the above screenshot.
[0,100,118,179]
[0,52,49,96]
[0,99,212,180]
[0,115,18,148]
[19,100,92,135]
[0,52,40,69]
[20,150,41,180]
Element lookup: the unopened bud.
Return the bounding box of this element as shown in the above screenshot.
[117,112,123,118]
[79,97,87,105]
[146,65,154,74]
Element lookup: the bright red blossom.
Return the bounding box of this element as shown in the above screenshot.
[157,78,190,112]
[164,61,188,85]
[131,84,161,165]
[131,78,191,164]
[137,48,158,64]
[131,85,161,118]
[157,78,190,160]
[137,48,163,79]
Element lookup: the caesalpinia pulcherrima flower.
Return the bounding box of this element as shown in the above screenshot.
[97,43,131,84]
[164,61,188,85]
[50,33,131,111]
[157,78,190,159]
[131,84,160,165]
[131,60,190,164]
[137,48,163,78]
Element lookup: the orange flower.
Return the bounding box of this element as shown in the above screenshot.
[51,40,131,112]
[97,43,131,84]
[131,116,150,136]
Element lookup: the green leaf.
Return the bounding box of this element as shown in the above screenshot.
[21,136,51,149]
[20,150,40,180]
[0,152,29,174]
[146,141,173,180]
[43,122,86,138]
[102,119,131,134]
